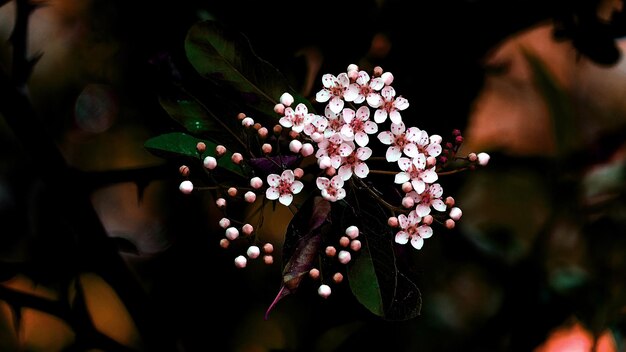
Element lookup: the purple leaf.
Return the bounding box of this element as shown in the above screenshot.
[248,155,301,176]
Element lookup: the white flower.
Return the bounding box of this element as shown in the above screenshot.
[377,121,421,162]
[265,170,304,206]
[315,73,351,114]
[338,147,372,180]
[395,156,438,194]
[340,106,378,146]
[316,176,346,202]
[322,104,345,138]
[316,134,353,170]
[394,210,433,250]
[373,86,409,124]
[406,183,446,217]
[404,130,442,158]
[279,103,313,133]
[343,70,384,106]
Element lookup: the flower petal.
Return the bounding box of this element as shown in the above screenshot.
[279,193,293,206]
[344,84,359,102]
[356,106,370,120]
[322,74,335,88]
[390,122,406,135]
[418,225,433,239]
[395,231,409,245]
[337,73,350,87]
[338,165,353,181]
[356,71,370,85]
[386,147,402,162]
[377,131,394,145]
[374,109,387,123]
[420,168,438,183]
[407,210,420,225]
[342,108,355,123]
[316,177,330,190]
[397,157,412,171]
[331,176,344,188]
[381,86,396,100]
[410,235,424,250]
[415,204,431,217]
[266,187,279,200]
[355,132,369,147]
[267,174,280,187]
[281,169,295,182]
[354,161,369,178]
[357,147,372,160]
[363,121,378,134]
[398,214,409,229]
[279,116,293,128]
[366,93,382,108]
[432,199,446,212]
[404,144,419,158]
[336,188,346,201]
[389,110,402,124]
[414,154,426,169]
[412,180,426,194]
[316,89,330,103]
[405,127,420,141]
[295,103,308,115]
[430,183,444,198]
[369,77,384,91]
[341,125,355,140]
[338,143,353,157]
[329,96,344,114]
[394,97,409,110]
[426,143,442,157]
[290,180,304,194]
[395,172,410,184]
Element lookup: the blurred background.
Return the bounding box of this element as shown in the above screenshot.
[1,0,626,351]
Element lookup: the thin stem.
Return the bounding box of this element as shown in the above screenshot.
[437,167,471,176]
[368,169,398,176]
[352,177,405,213]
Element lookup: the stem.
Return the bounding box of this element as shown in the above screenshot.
[352,177,405,213]
[368,169,398,176]
[437,167,471,176]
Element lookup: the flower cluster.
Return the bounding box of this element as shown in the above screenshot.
[176,64,490,299]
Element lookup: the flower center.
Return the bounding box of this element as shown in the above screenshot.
[278,180,292,195]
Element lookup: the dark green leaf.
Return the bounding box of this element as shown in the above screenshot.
[159,91,224,135]
[343,200,422,320]
[185,20,314,119]
[144,132,244,177]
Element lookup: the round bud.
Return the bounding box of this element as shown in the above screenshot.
[373,66,383,77]
[218,217,230,229]
[263,243,274,254]
[426,157,437,168]
[439,156,448,164]
[215,145,227,157]
[289,139,303,153]
[262,143,273,154]
[231,153,243,164]
[309,268,320,279]
[234,255,247,268]
[347,63,359,72]
[215,198,227,208]
[293,168,304,179]
[179,165,190,177]
[273,124,283,135]
[300,143,314,157]
[325,167,336,177]
[402,196,415,208]
[423,215,434,226]
[250,177,263,189]
[339,236,350,247]
[289,131,299,140]
[477,152,490,166]
[311,132,323,143]
[258,127,269,139]
[179,180,193,194]
[445,219,456,229]
[381,71,394,85]
[318,284,331,299]
[244,191,257,203]
[263,255,274,265]
[333,272,344,284]
[449,207,463,221]
[347,69,359,81]
[242,117,254,128]
[273,103,285,114]
[279,92,294,106]
[345,225,359,239]
[246,245,260,259]
[350,239,362,252]
[455,136,464,144]
[225,227,239,240]
[468,153,477,162]
[338,250,352,264]
[219,238,229,249]
[242,223,254,236]
[253,123,262,131]
[445,196,455,207]
[325,246,337,257]
[387,217,399,227]
[401,182,413,193]
[452,129,462,136]
[236,112,246,120]
[203,156,218,170]
[196,142,206,153]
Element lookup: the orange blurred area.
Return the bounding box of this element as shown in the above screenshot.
[535,319,617,352]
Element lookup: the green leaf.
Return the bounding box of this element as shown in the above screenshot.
[185,20,314,119]
[342,201,421,320]
[144,132,244,177]
[159,91,223,135]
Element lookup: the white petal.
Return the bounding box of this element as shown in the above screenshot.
[398,214,409,229]
[266,187,279,200]
[355,132,369,147]
[410,236,424,250]
[316,177,330,190]
[353,94,365,104]
[414,154,426,169]
[337,72,350,87]
[339,165,353,181]
[290,180,304,194]
[386,147,402,162]
[374,109,387,124]
[341,125,355,140]
[405,127,420,141]
[394,97,409,110]
[418,131,429,147]
[418,225,433,239]
[356,71,370,85]
[330,156,342,169]
[279,193,293,206]
[354,162,369,178]
[338,143,353,157]
[330,176,343,189]
[336,188,346,201]
[412,180,426,194]
[357,147,372,160]
[295,103,308,115]
[430,184,444,198]
[395,172,410,184]
[404,144,419,158]
[416,204,431,217]
[366,93,382,108]
[363,121,378,134]
[324,104,339,118]
[329,96,344,114]
[322,74,335,88]
[377,131,394,145]
[342,108,355,123]
[407,210,420,225]
[281,169,295,182]
[390,122,406,135]
[313,116,328,130]
[291,123,304,133]
[369,77,384,91]
[426,143,442,157]
[267,174,280,187]
[321,189,332,201]
[429,134,442,144]
[356,106,370,120]
[279,116,293,128]
[389,110,402,124]
[344,84,359,102]
[432,199,446,212]
[395,231,409,245]
[381,86,396,100]
[316,89,330,103]
[420,168,438,183]
[397,157,412,171]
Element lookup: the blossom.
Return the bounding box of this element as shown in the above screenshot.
[395,156,438,194]
[315,73,351,114]
[316,176,346,202]
[407,183,447,217]
[343,70,384,106]
[406,130,442,158]
[394,210,433,250]
[265,170,304,206]
[373,86,409,124]
[377,121,421,162]
[315,134,353,170]
[338,147,372,180]
[279,103,313,133]
[340,106,378,146]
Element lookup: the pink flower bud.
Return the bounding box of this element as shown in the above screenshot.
[373,66,383,77]
[234,255,247,268]
[300,143,314,157]
[338,250,351,264]
[246,245,260,259]
[311,132,323,143]
[332,272,344,284]
[263,243,274,254]
[289,130,299,139]
[179,180,193,194]
[289,139,302,153]
[381,71,394,85]
[215,145,226,157]
[449,207,463,221]
[262,143,273,154]
[227,187,237,197]
[402,196,415,208]
[445,219,456,229]
[325,246,337,257]
[242,117,254,127]
[401,182,413,193]
[244,191,256,203]
[215,198,226,208]
[279,92,294,106]
[309,268,320,279]
[468,153,477,162]
[196,142,206,153]
[242,223,254,236]
[273,125,283,135]
[350,239,362,252]
[231,153,243,164]
[273,103,285,114]
[388,217,399,227]
[263,255,274,265]
[455,136,464,144]
[318,156,332,169]
[237,112,246,120]
[293,168,304,179]
[347,69,359,81]
[426,157,437,168]
[318,284,331,298]
[423,215,434,226]
[219,238,229,249]
[219,218,230,229]
[347,64,359,71]
[179,165,190,177]
[477,152,490,166]
[258,127,269,139]
[204,156,217,170]
[345,225,359,239]
[253,123,261,130]
[445,196,455,207]
[452,129,462,136]
[325,167,336,177]
[225,227,239,240]
[250,177,263,189]
[339,236,350,247]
